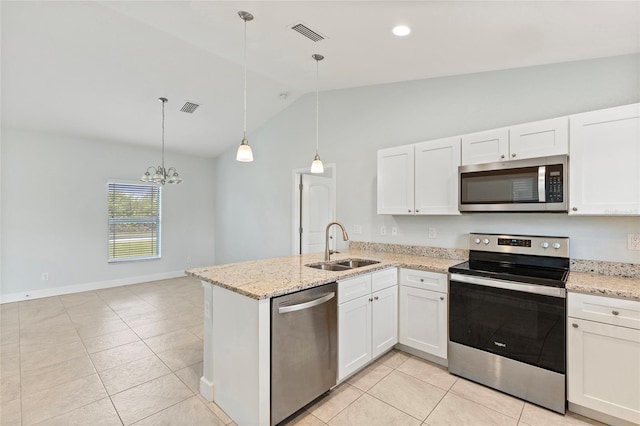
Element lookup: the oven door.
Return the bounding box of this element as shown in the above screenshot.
[449,274,565,374]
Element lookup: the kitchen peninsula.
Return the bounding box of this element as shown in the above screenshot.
[186,247,463,426]
[187,245,640,426]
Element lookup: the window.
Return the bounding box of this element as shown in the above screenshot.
[108,182,161,262]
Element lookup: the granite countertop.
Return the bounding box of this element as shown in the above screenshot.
[187,243,640,301]
[186,249,462,300]
[566,272,640,301]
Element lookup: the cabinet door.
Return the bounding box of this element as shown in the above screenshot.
[414,137,461,215]
[377,145,415,214]
[338,295,372,381]
[509,117,568,160]
[461,128,509,165]
[399,286,447,359]
[567,318,640,424]
[372,286,398,359]
[569,103,640,215]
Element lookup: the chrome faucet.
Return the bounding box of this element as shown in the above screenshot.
[325,221,349,261]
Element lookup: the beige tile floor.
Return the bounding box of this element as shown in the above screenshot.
[0,277,604,426]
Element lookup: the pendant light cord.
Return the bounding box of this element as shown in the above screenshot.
[315,58,319,155]
[243,17,247,139]
[161,99,165,172]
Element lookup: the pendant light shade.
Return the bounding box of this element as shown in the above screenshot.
[140,97,183,185]
[310,54,324,174]
[236,11,254,163]
[236,138,253,162]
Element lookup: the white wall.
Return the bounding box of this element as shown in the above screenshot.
[1,128,215,300]
[214,53,640,265]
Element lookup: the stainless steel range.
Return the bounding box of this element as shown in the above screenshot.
[448,233,569,414]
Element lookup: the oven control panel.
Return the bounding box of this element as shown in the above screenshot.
[470,233,569,258]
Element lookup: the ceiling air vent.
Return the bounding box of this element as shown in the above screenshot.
[180,101,199,113]
[291,23,325,42]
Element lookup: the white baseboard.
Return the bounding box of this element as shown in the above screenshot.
[0,270,186,304]
[200,376,214,402]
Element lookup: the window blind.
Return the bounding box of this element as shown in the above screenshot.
[108,182,161,262]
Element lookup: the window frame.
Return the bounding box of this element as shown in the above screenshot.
[107,180,162,263]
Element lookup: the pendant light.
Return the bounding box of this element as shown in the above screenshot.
[236,11,254,162]
[140,97,183,185]
[310,54,324,174]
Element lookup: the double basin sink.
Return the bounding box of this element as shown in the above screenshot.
[306,258,380,271]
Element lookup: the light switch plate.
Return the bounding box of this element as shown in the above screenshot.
[380,226,387,235]
[391,227,398,236]
[428,228,437,239]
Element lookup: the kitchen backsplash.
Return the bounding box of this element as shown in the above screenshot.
[349,241,640,279]
[349,241,468,261]
[570,259,640,279]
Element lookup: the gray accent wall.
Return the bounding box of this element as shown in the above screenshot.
[214,54,640,265]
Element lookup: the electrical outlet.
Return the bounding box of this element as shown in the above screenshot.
[352,225,362,235]
[428,228,437,239]
[41,272,49,281]
[380,226,387,235]
[628,234,640,250]
[391,227,398,236]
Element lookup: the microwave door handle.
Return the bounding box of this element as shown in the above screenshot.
[538,166,546,203]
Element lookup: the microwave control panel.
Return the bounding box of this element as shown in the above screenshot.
[546,165,564,202]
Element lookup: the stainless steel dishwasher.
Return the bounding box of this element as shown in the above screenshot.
[271,282,337,425]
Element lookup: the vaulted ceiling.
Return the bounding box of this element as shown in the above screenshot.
[3,1,639,157]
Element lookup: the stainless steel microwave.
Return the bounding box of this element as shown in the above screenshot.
[459,155,568,212]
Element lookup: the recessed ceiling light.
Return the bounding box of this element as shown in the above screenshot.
[392,25,411,37]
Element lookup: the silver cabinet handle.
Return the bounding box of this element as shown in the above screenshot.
[369,297,373,302]
[416,210,419,213]
[612,310,620,316]
[500,155,505,159]
[512,153,516,158]
[408,209,412,213]
[374,296,379,301]
[572,323,579,328]
[420,278,424,282]
[572,207,578,212]
[278,292,335,314]
[440,296,444,301]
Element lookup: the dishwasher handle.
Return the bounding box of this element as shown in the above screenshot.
[278,292,335,314]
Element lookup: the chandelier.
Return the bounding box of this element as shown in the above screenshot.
[140,97,183,185]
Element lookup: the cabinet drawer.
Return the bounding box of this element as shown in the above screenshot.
[371,268,398,292]
[338,274,372,304]
[399,268,447,293]
[568,292,640,330]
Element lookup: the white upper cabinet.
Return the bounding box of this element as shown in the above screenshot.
[461,128,509,165]
[509,117,569,160]
[378,138,461,215]
[377,145,414,214]
[461,117,568,165]
[569,103,640,215]
[414,137,461,215]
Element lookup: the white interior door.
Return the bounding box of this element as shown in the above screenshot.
[300,173,335,254]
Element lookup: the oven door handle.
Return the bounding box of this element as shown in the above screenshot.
[449,273,566,298]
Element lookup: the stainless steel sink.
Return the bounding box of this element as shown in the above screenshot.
[306,258,380,271]
[334,259,380,268]
[306,263,352,271]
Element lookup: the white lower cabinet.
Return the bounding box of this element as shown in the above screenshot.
[338,268,398,381]
[398,269,448,360]
[567,292,640,425]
